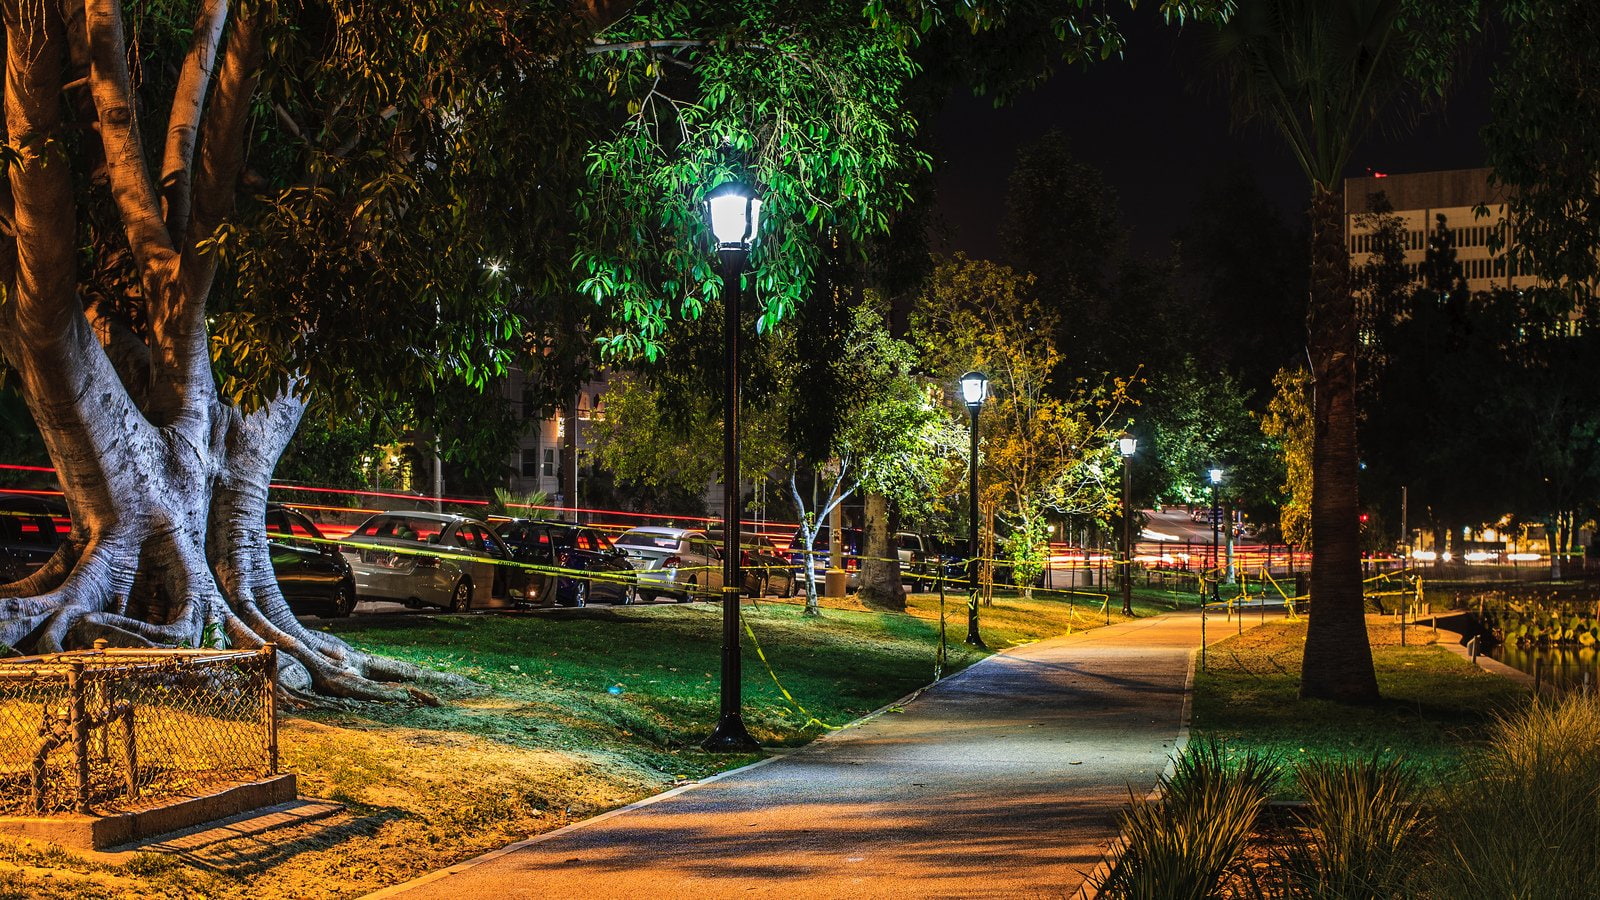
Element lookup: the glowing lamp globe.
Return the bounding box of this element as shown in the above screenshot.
[705,181,762,250]
[959,371,989,408]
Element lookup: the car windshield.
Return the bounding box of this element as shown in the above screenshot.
[351,515,445,544]
[615,532,682,550]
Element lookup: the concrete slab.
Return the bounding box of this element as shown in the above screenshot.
[0,774,296,850]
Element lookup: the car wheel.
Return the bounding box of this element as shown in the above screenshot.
[620,584,638,606]
[639,591,658,603]
[449,578,473,613]
[572,580,589,608]
[332,583,357,618]
[681,576,697,602]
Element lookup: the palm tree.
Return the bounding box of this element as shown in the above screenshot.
[1206,0,1472,702]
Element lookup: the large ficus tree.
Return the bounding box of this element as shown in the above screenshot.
[0,0,595,698]
[0,0,969,697]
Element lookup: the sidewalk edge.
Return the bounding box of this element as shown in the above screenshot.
[1073,643,1200,900]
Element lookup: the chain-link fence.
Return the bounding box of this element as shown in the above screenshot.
[0,646,277,816]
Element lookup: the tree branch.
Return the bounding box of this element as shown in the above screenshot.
[188,0,262,256]
[4,0,79,347]
[84,0,177,271]
[160,0,230,245]
[586,37,772,55]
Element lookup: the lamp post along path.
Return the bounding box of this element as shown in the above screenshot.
[1209,468,1224,607]
[961,371,989,649]
[1119,434,1136,617]
[703,182,761,754]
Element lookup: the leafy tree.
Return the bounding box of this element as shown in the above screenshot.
[1261,367,1313,547]
[913,255,1129,600]
[1483,0,1600,304]
[787,300,964,614]
[584,367,789,512]
[999,131,1126,382]
[1204,0,1478,703]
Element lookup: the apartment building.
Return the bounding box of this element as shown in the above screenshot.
[1344,166,1538,293]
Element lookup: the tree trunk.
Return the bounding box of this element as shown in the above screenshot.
[0,0,463,701]
[1299,185,1380,703]
[856,491,904,611]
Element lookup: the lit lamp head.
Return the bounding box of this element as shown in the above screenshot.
[1118,433,1137,457]
[1209,467,1224,486]
[958,370,990,409]
[704,180,762,252]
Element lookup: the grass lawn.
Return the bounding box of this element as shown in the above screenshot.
[1193,616,1530,791]
[0,582,1180,899]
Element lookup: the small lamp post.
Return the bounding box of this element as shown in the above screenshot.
[702,179,762,754]
[1118,433,1137,616]
[1209,467,1224,606]
[960,370,989,649]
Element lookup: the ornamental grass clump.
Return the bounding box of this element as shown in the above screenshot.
[1094,739,1277,900]
[1275,756,1428,899]
[1423,694,1600,899]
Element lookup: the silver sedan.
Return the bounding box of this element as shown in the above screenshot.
[341,512,528,611]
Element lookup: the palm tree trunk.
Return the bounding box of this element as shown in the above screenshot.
[1299,184,1380,703]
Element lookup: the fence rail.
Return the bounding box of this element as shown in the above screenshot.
[0,645,277,816]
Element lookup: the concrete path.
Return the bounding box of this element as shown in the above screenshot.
[371,610,1237,900]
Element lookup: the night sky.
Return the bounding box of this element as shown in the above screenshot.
[932,9,1497,260]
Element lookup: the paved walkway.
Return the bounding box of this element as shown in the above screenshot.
[371,610,1241,900]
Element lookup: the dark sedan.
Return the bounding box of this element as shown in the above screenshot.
[494,519,638,607]
[0,494,67,583]
[706,531,799,598]
[266,505,357,618]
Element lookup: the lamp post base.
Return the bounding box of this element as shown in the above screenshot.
[701,715,760,753]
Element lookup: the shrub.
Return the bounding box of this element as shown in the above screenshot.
[1422,695,1600,898]
[1276,756,1428,899]
[1095,740,1277,899]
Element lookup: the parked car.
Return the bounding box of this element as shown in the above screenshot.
[494,519,638,607]
[706,531,799,598]
[613,526,724,602]
[0,495,67,584]
[786,525,863,590]
[265,504,357,618]
[341,512,526,611]
[897,532,943,591]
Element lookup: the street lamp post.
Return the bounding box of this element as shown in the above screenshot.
[1209,467,1224,606]
[1119,434,1137,616]
[702,180,762,754]
[961,371,989,649]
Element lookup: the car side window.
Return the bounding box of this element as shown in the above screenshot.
[575,531,595,552]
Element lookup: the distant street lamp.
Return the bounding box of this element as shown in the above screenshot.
[961,370,990,649]
[702,179,762,754]
[1119,433,1137,616]
[1209,467,1224,606]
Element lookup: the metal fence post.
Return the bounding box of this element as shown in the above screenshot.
[262,644,279,776]
[68,659,90,814]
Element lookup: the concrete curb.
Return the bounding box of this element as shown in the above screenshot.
[1432,624,1535,687]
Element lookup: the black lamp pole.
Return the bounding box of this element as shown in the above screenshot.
[703,184,760,754]
[966,402,984,647]
[1209,469,1223,606]
[961,371,988,649]
[1121,448,1134,617]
